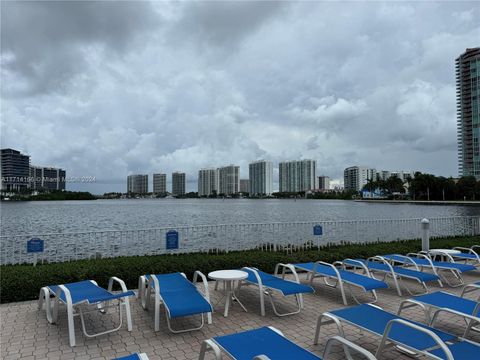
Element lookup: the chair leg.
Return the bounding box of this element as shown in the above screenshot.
[123,298,133,331]
[66,303,76,347]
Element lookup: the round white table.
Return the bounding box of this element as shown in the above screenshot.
[429,249,461,262]
[208,270,248,317]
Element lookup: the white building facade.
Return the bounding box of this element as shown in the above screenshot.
[171,172,186,196]
[343,166,375,192]
[279,160,316,192]
[218,165,240,195]
[248,160,273,196]
[153,173,167,194]
[198,169,219,196]
[127,174,148,194]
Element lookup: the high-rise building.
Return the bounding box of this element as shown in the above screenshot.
[457,48,480,178]
[249,160,273,196]
[172,172,186,196]
[30,166,66,191]
[344,166,375,191]
[279,160,316,192]
[153,173,167,194]
[239,179,249,193]
[127,174,148,194]
[0,148,30,191]
[317,176,330,190]
[218,165,240,195]
[198,169,218,196]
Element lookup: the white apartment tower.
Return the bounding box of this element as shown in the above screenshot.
[153,173,167,194]
[127,174,148,194]
[343,166,375,191]
[249,160,273,196]
[171,172,186,196]
[198,169,219,196]
[279,160,316,192]
[218,165,240,195]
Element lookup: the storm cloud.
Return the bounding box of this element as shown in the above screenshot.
[1,1,479,193]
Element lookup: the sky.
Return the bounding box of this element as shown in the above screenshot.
[1,1,479,194]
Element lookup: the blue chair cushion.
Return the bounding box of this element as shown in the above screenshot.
[382,254,476,272]
[294,262,388,291]
[48,280,134,305]
[243,269,314,296]
[329,304,456,351]
[113,354,142,360]
[413,291,479,316]
[428,341,480,360]
[359,260,440,282]
[214,326,321,360]
[149,273,212,318]
[453,252,479,260]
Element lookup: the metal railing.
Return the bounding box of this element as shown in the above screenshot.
[1,216,479,265]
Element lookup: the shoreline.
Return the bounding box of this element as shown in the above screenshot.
[355,199,480,206]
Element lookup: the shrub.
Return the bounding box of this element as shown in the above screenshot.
[1,236,478,303]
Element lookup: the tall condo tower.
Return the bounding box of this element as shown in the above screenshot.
[172,172,186,196]
[198,169,218,196]
[153,173,167,194]
[279,160,316,192]
[127,174,148,194]
[457,48,480,179]
[218,165,240,195]
[249,160,273,196]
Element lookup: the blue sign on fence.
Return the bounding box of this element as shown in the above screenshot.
[27,238,44,253]
[166,230,179,250]
[313,225,323,236]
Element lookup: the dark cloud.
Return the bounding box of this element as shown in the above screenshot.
[1,1,158,96]
[1,1,479,193]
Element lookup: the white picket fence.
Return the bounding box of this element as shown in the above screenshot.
[0,216,479,265]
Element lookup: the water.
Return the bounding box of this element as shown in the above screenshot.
[2,198,480,236]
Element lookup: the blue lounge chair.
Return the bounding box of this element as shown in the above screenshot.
[239,266,314,316]
[431,247,480,267]
[343,257,442,296]
[38,278,134,347]
[316,303,480,359]
[138,271,212,333]
[382,253,476,287]
[198,326,377,360]
[288,261,388,305]
[398,291,480,336]
[114,354,149,360]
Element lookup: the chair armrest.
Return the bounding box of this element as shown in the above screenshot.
[108,276,129,293]
[453,247,473,252]
[408,252,437,269]
[242,267,263,288]
[193,271,211,303]
[274,263,301,283]
[253,356,271,360]
[324,335,377,360]
[315,261,342,281]
[343,259,371,276]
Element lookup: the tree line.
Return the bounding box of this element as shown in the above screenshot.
[363,172,480,201]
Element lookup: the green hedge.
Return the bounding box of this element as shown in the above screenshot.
[1,236,478,303]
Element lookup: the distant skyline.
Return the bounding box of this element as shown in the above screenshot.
[2,1,479,194]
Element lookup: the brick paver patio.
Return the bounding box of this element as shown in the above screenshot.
[1,270,479,359]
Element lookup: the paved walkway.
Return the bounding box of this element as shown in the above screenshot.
[1,270,479,360]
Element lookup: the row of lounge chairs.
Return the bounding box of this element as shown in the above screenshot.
[38,246,479,359]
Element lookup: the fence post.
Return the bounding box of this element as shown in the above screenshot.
[421,218,430,251]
